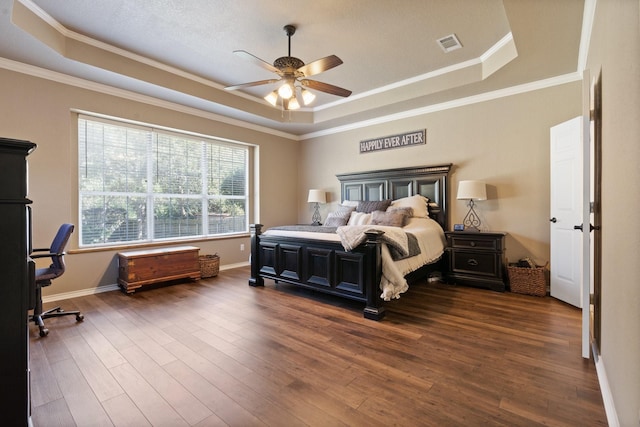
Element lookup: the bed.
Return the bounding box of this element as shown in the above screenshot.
[249,164,452,320]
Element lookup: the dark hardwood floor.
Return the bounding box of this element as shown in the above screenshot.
[29,266,607,426]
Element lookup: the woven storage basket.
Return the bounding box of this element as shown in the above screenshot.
[508,263,547,296]
[199,254,220,278]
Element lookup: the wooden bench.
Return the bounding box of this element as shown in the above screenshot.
[117,245,201,293]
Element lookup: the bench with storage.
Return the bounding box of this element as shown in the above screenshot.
[117,245,201,293]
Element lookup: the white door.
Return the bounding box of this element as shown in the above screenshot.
[550,116,583,308]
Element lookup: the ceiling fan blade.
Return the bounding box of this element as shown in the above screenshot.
[225,79,280,91]
[301,79,352,97]
[297,55,343,77]
[233,50,280,74]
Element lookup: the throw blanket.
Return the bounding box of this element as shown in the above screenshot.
[336,225,420,260]
[336,225,420,301]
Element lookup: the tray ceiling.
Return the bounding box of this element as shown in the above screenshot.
[0,0,586,138]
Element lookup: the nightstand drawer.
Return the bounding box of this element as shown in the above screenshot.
[447,235,502,250]
[450,251,499,276]
[444,231,507,292]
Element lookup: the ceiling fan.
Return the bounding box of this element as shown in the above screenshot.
[224,24,352,110]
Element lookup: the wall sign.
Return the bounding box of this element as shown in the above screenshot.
[359,129,426,154]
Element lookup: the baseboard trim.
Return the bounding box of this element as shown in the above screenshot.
[42,284,120,304]
[219,261,250,271]
[592,342,620,427]
[42,261,250,303]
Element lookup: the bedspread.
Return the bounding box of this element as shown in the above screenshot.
[270,224,419,260]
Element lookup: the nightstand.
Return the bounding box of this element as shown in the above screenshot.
[444,231,507,291]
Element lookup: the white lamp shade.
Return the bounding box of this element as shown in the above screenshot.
[278,82,293,99]
[288,96,300,110]
[457,180,487,200]
[301,89,316,105]
[307,189,326,204]
[264,91,278,106]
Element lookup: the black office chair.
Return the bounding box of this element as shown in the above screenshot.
[30,223,84,337]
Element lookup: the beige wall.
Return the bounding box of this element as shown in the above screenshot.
[587,0,640,425]
[300,83,582,264]
[0,68,299,296]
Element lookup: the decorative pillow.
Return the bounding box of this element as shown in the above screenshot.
[370,210,406,227]
[356,199,392,213]
[390,194,429,218]
[324,210,352,227]
[386,206,414,218]
[347,211,372,226]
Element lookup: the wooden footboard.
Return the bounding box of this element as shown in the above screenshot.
[249,224,386,320]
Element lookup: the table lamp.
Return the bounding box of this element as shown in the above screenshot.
[307,189,326,225]
[456,180,487,231]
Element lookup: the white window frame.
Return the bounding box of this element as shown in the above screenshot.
[77,114,250,248]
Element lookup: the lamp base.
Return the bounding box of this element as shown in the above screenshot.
[311,202,322,226]
[462,200,483,231]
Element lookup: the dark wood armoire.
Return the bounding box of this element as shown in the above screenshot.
[0,137,36,425]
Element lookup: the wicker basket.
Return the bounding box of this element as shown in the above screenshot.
[508,262,548,296]
[199,254,220,278]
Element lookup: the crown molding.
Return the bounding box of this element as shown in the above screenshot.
[300,72,582,140]
[0,56,582,142]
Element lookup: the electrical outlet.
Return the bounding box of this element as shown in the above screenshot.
[240,244,245,251]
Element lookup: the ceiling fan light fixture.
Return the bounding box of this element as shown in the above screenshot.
[264,91,278,106]
[288,95,300,110]
[227,24,351,110]
[301,88,316,105]
[278,82,293,99]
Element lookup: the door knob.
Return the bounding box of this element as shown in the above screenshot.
[550,217,557,223]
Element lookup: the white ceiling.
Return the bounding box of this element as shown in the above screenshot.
[0,0,586,138]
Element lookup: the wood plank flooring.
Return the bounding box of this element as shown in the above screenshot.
[29,266,607,426]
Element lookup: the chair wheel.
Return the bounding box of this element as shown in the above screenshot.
[76,314,84,322]
[39,327,49,337]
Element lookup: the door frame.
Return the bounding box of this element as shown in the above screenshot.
[589,70,603,354]
[580,70,591,359]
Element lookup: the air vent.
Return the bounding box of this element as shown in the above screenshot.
[437,34,462,53]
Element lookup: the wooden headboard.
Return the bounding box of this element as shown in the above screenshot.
[336,164,452,231]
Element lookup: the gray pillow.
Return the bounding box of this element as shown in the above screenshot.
[370,210,406,227]
[324,210,352,227]
[386,206,414,218]
[356,199,392,213]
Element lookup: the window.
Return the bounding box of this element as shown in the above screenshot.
[78,115,249,247]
